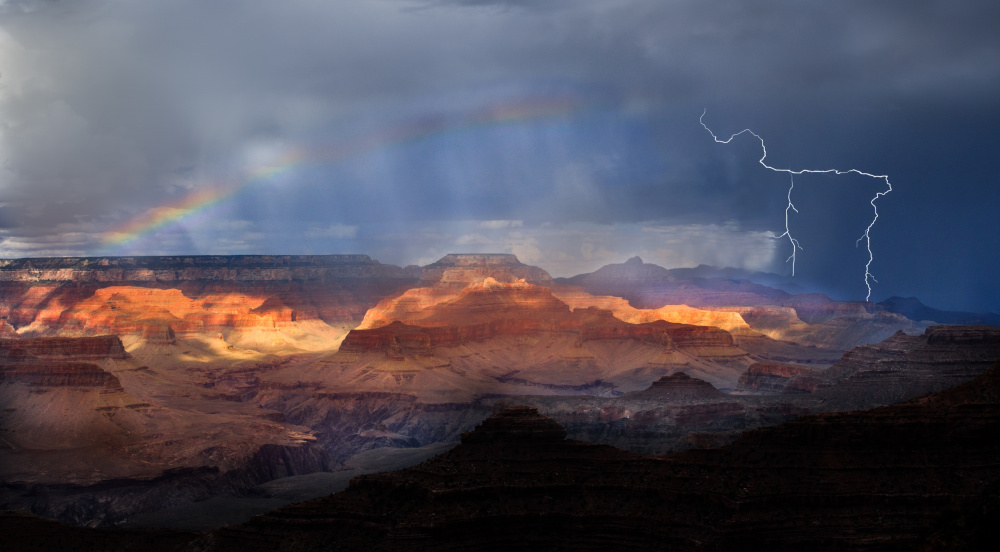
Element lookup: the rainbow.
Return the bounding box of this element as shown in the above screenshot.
[100,96,583,250]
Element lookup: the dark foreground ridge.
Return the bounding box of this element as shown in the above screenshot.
[5,364,1000,551]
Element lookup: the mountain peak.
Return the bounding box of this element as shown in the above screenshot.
[420,253,553,286]
[625,256,644,266]
[428,253,522,267]
[634,372,727,400]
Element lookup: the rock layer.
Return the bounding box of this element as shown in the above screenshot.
[497,326,1000,456]
[790,325,1000,408]
[418,253,553,286]
[737,362,819,392]
[0,255,421,355]
[6,367,1000,550]
[349,278,735,355]
[0,336,128,361]
[196,366,1000,551]
[559,256,928,349]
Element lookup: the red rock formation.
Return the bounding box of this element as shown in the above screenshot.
[552,284,752,334]
[576,314,673,346]
[418,253,553,286]
[737,362,819,392]
[558,257,928,349]
[344,281,735,356]
[0,362,123,389]
[0,336,128,361]
[360,277,569,329]
[0,254,415,282]
[0,255,421,353]
[339,321,435,357]
[344,318,568,354]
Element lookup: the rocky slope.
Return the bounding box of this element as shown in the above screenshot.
[0,254,791,528]
[559,255,792,307]
[417,253,553,286]
[736,361,820,392]
[1,253,993,533]
[786,325,1000,409]
[204,370,1000,550]
[347,280,735,354]
[250,273,768,465]
[0,336,333,527]
[0,254,418,281]
[246,270,782,471]
[550,284,753,334]
[0,255,420,355]
[560,256,928,349]
[499,325,1000,456]
[498,373,755,454]
[303,273,761,403]
[879,295,1000,326]
[5,367,1000,551]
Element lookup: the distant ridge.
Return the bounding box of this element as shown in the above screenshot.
[1,253,995,327]
[0,254,381,270]
[879,296,1000,326]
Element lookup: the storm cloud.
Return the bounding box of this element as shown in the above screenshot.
[1,0,998,311]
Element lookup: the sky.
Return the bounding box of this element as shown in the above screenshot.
[0,0,998,313]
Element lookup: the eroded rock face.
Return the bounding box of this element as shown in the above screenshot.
[1,336,130,389]
[0,254,415,282]
[0,255,421,355]
[252,389,492,464]
[359,277,568,329]
[558,257,928,350]
[498,372,751,455]
[0,336,128,361]
[0,441,334,528]
[636,371,729,400]
[2,253,994,536]
[418,253,553,286]
[559,256,790,308]
[348,278,736,355]
[3,328,1000,547]
[7,364,1000,550]
[191,363,1000,551]
[495,327,1000,457]
[0,335,335,528]
[0,362,123,389]
[789,326,1000,409]
[737,362,820,392]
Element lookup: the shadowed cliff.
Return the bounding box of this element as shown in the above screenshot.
[8,362,997,551]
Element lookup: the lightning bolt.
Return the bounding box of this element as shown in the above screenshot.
[699,109,892,301]
[772,173,803,275]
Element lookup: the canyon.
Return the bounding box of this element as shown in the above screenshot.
[5,361,1000,551]
[202,362,1000,551]
[1,252,998,540]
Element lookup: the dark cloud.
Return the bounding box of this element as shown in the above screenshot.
[0,0,998,311]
